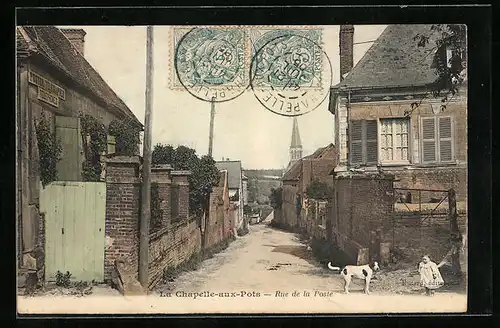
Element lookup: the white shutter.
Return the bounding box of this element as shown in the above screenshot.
[421,117,436,163]
[438,117,453,162]
[350,120,363,164]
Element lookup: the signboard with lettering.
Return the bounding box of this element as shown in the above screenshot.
[28,71,66,108]
[37,88,60,107]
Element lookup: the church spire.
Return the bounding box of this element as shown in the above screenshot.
[289,117,303,164]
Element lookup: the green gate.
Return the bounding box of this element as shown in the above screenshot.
[40,181,106,282]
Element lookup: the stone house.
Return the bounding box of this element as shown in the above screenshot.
[330,24,467,202]
[326,24,467,265]
[278,144,337,231]
[16,26,143,271]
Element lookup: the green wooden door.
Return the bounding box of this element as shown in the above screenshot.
[55,116,82,181]
[40,181,106,282]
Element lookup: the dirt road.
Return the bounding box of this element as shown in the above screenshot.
[17,213,466,314]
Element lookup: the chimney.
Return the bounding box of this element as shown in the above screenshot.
[60,28,86,56]
[339,25,354,81]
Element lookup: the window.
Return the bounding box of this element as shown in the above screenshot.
[380,118,410,163]
[421,116,454,163]
[349,120,378,165]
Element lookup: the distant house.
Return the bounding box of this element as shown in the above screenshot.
[282,144,337,194]
[242,175,249,206]
[329,25,467,201]
[277,144,337,230]
[16,26,143,269]
[215,160,245,230]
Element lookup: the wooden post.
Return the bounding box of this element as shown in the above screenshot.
[139,25,154,290]
[208,97,216,157]
[448,188,461,275]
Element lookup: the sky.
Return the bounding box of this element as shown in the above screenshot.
[64,25,387,169]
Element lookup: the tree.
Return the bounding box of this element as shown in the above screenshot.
[269,187,283,209]
[152,144,220,217]
[108,119,141,156]
[306,180,333,200]
[247,178,259,203]
[409,24,467,114]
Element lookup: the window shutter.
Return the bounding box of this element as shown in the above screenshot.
[350,120,363,164]
[438,117,453,161]
[365,120,378,164]
[421,117,436,163]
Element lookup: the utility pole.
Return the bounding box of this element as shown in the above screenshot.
[208,96,216,157]
[139,25,154,291]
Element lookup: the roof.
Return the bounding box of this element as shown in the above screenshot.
[290,117,302,148]
[215,161,242,190]
[17,26,143,129]
[282,144,336,181]
[334,25,440,90]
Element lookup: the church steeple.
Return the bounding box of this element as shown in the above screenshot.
[289,117,303,164]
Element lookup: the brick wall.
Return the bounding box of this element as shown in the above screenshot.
[104,156,141,281]
[171,171,190,222]
[388,167,467,201]
[148,220,202,289]
[147,168,234,289]
[330,174,395,263]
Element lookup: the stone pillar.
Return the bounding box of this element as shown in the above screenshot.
[171,170,191,222]
[151,165,172,229]
[104,156,141,281]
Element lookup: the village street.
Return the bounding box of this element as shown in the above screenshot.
[18,213,466,314]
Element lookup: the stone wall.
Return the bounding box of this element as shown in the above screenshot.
[148,220,202,289]
[330,174,395,264]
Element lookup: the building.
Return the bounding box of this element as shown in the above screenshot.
[215,160,245,230]
[278,144,337,231]
[242,175,249,206]
[16,26,143,271]
[282,144,337,193]
[329,24,467,201]
[326,24,467,265]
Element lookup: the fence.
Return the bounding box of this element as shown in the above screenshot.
[390,187,467,264]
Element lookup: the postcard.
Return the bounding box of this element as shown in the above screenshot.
[16,23,468,314]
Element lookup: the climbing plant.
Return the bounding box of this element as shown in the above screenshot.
[35,113,62,187]
[150,182,164,232]
[306,180,333,200]
[79,114,107,182]
[108,119,140,156]
[269,187,283,209]
[152,144,220,218]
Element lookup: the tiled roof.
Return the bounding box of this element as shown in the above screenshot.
[282,159,302,181]
[17,26,143,129]
[282,144,336,181]
[335,25,440,90]
[215,161,242,190]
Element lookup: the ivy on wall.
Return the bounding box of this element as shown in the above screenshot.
[35,113,62,187]
[150,182,164,233]
[108,119,140,156]
[79,114,107,182]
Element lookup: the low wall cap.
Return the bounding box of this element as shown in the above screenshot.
[104,155,141,164]
[152,164,173,171]
[171,170,192,176]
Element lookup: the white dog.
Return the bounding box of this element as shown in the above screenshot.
[328,261,380,294]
